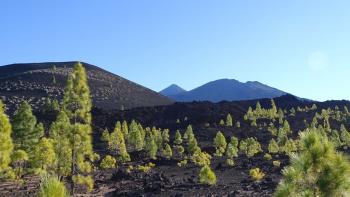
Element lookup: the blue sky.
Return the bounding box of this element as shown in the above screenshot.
[0,0,349,101]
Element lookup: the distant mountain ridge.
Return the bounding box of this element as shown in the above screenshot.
[160,79,287,102]
[0,61,173,111]
[159,84,187,96]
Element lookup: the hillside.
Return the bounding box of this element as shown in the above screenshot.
[0,61,173,111]
[166,79,287,102]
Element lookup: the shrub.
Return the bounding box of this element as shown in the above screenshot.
[239,137,262,158]
[268,139,279,154]
[177,160,188,167]
[273,160,281,168]
[192,151,212,167]
[100,155,117,170]
[264,153,272,161]
[198,165,217,185]
[38,176,70,197]
[249,168,265,182]
[162,144,173,159]
[136,162,155,173]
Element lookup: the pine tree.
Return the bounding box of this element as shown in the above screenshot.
[100,155,116,169]
[184,125,200,155]
[162,129,170,144]
[198,165,217,185]
[0,100,14,179]
[49,111,72,177]
[32,137,56,174]
[213,131,227,157]
[225,136,239,166]
[268,139,279,154]
[100,128,110,142]
[183,125,194,142]
[109,122,130,162]
[173,130,184,158]
[162,144,173,159]
[239,137,262,158]
[62,62,95,192]
[226,114,233,127]
[121,120,128,137]
[256,102,262,114]
[174,130,183,145]
[12,101,42,156]
[128,120,144,151]
[146,135,158,160]
[275,128,350,197]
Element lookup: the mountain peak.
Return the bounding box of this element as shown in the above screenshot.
[165,78,287,102]
[160,84,187,97]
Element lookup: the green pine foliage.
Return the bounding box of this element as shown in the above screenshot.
[62,62,95,192]
[249,168,265,182]
[183,125,201,155]
[226,113,233,127]
[0,100,14,179]
[174,130,183,145]
[162,144,173,159]
[108,121,130,162]
[239,137,262,158]
[225,136,239,166]
[198,165,217,185]
[274,128,350,197]
[192,151,211,167]
[38,176,70,197]
[145,133,158,160]
[32,137,56,174]
[128,120,144,151]
[268,139,279,154]
[100,155,117,169]
[213,131,227,157]
[12,101,42,157]
[49,111,72,177]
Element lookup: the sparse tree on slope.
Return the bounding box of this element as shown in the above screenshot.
[225,136,239,166]
[213,131,227,157]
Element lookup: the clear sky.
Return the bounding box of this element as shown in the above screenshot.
[0,1,349,101]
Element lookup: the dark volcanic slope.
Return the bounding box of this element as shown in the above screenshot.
[169,79,287,102]
[0,61,173,110]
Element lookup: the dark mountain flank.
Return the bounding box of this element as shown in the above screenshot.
[159,84,187,96]
[167,79,287,102]
[0,61,173,111]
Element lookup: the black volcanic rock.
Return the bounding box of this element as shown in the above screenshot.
[159,84,186,97]
[168,79,286,102]
[0,61,173,111]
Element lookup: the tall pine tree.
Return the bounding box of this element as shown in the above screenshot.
[62,62,95,192]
